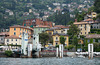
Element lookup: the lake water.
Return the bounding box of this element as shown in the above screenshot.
[0,57,100,65]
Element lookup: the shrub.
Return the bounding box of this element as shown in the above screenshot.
[5,50,12,57]
[55,45,59,48]
[64,45,74,50]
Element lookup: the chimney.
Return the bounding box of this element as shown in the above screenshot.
[75,19,77,22]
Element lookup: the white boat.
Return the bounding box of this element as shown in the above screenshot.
[78,55,85,58]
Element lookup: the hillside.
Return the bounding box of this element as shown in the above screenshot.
[0,0,94,28]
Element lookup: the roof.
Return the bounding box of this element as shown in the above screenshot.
[0,32,9,36]
[46,27,65,31]
[5,35,21,39]
[74,18,99,25]
[54,25,68,28]
[10,25,33,30]
[34,25,50,28]
[85,34,100,39]
[84,19,93,22]
[53,33,68,36]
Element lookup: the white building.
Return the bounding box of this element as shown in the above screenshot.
[5,35,21,50]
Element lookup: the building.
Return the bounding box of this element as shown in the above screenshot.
[0,32,9,45]
[52,33,69,46]
[23,18,53,27]
[46,25,69,35]
[84,12,97,20]
[85,34,100,43]
[74,18,100,35]
[5,35,22,50]
[74,21,91,35]
[91,22,100,29]
[34,25,50,34]
[9,25,33,39]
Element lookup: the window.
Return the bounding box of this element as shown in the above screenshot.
[11,43,13,45]
[81,25,82,27]
[85,28,86,30]
[81,28,82,30]
[93,39,95,42]
[98,40,100,43]
[16,43,17,45]
[56,37,58,40]
[20,28,21,31]
[20,32,21,35]
[14,28,16,31]
[1,38,3,40]
[81,32,82,34]
[16,39,17,41]
[56,43,58,45]
[7,39,9,42]
[65,38,66,40]
[11,39,13,41]
[14,32,16,35]
[88,40,90,43]
[85,32,86,34]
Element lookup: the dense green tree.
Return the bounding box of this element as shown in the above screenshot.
[39,33,52,46]
[68,24,80,37]
[94,0,100,13]
[73,35,79,51]
[60,36,65,45]
[75,12,86,22]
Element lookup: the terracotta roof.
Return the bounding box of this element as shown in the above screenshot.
[86,34,100,39]
[84,19,93,22]
[34,25,50,28]
[0,32,9,36]
[10,25,33,30]
[5,35,21,39]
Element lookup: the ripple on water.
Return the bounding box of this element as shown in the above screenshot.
[0,57,100,65]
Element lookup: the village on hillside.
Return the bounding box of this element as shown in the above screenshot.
[0,11,100,58]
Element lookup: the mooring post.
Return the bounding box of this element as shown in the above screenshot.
[59,45,61,58]
[88,44,93,59]
[56,47,58,58]
[61,44,63,58]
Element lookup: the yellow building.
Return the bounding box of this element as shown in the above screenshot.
[52,33,69,46]
[74,21,91,35]
[46,27,67,35]
[9,25,33,39]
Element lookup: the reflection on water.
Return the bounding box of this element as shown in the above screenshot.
[0,57,100,65]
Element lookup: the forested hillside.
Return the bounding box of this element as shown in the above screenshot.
[0,0,94,28]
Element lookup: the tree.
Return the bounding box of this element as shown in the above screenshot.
[60,36,65,45]
[68,24,80,50]
[39,33,52,47]
[94,0,100,13]
[73,35,79,51]
[67,21,74,25]
[68,24,80,37]
[76,12,86,22]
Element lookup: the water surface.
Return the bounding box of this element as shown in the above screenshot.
[0,57,100,65]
